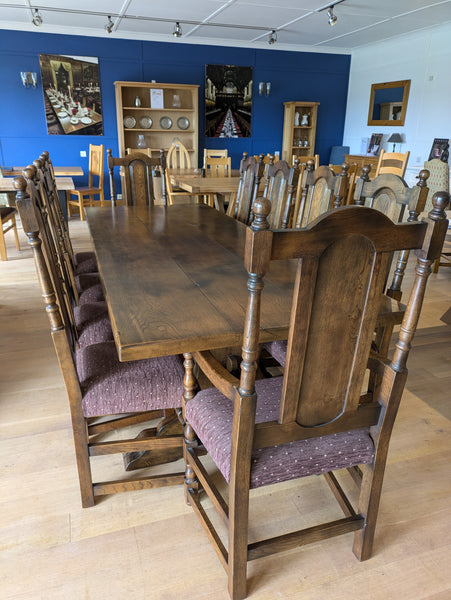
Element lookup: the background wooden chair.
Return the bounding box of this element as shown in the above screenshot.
[292,164,338,228]
[108,149,167,206]
[203,156,233,209]
[16,177,187,509]
[67,144,105,220]
[329,162,358,204]
[203,148,228,167]
[291,153,319,168]
[183,194,449,600]
[167,140,191,170]
[0,206,20,260]
[374,149,410,177]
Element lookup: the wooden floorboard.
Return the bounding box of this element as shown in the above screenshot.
[0,218,450,599]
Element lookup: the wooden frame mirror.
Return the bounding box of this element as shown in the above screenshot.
[367,80,410,126]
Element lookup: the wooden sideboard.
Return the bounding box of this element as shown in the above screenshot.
[345,154,380,176]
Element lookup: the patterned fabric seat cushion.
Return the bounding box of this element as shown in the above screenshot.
[263,340,287,367]
[185,376,375,489]
[74,301,113,347]
[75,272,101,294]
[76,341,185,417]
[78,283,105,305]
[74,251,98,275]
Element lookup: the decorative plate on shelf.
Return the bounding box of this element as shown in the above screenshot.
[177,117,190,130]
[124,116,136,128]
[159,116,173,130]
[139,116,152,129]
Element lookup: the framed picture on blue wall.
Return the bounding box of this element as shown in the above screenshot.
[39,54,103,135]
[205,64,253,137]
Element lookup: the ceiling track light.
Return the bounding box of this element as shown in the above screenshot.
[327,6,338,26]
[31,8,43,27]
[173,22,182,38]
[268,30,277,45]
[105,15,114,34]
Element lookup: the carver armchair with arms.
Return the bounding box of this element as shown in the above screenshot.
[182,193,449,600]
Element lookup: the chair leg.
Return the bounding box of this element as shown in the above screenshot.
[432,258,440,273]
[11,214,20,250]
[0,227,7,260]
[66,191,73,217]
[228,493,250,600]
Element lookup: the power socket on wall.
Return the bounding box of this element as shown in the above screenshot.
[80,150,87,157]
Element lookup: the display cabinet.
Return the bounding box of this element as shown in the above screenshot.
[282,101,319,163]
[114,81,199,164]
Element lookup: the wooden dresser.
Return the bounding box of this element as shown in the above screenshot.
[345,154,380,176]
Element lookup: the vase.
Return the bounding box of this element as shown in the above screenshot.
[301,113,309,126]
[134,96,141,107]
[137,134,146,149]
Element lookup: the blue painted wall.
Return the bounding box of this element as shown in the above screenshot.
[0,29,350,195]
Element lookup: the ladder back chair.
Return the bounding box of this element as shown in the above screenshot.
[374,149,410,178]
[108,149,167,207]
[226,153,265,225]
[15,176,187,509]
[183,193,450,600]
[67,144,105,220]
[203,156,233,209]
[203,148,228,167]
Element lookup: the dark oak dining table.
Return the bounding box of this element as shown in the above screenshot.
[85,204,294,362]
[85,204,404,365]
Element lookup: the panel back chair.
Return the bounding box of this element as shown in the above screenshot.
[262,159,300,229]
[374,149,410,178]
[67,144,105,220]
[108,149,167,207]
[183,193,450,600]
[329,162,358,204]
[226,153,266,225]
[15,176,187,509]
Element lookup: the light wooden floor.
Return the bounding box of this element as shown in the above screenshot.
[1,218,450,600]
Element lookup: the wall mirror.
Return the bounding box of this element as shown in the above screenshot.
[367,79,410,126]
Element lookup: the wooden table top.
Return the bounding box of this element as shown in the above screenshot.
[170,174,240,195]
[85,204,294,361]
[0,176,75,192]
[2,166,83,177]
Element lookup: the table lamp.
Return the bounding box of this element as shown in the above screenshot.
[387,133,403,152]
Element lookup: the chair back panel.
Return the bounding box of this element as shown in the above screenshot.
[88,144,104,189]
[263,160,299,229]
[295,165,336,228]
[203,148,228,167]
[230,154,265,224]
[205,156,232,178]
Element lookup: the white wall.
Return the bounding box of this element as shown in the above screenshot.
[343,23,451,184]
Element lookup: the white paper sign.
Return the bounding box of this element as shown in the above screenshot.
[150,89,164,109]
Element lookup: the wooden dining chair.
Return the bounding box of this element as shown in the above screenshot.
[262,159,299,228]
[67,144,105,220]
[226,153,265,224]
[202,156,233,208]
[329,162,358,204]
[291,164,338,228]
[183,193,449,600]
[374,149,410,178]
[423,157,450,272]
[107,149,167,206]
[291,153,319,168]
[203,148,228,167]
[15,176,187,508]
[167,140,191,169]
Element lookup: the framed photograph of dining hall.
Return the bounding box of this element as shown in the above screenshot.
[39,53,103,135]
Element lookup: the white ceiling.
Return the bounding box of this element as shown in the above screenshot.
[0,0,450,52]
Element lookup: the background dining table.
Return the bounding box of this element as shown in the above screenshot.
[169,170,240,211]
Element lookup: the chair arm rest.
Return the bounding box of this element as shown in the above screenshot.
[193,350,239,399]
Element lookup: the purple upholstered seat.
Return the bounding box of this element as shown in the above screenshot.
[185,376,375,489]
[263,340,287,367]
[78,283,105,305]
[76,341,185,417]
[74,301,113,347]
[75,272,101,294]
[74,251,98,275]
